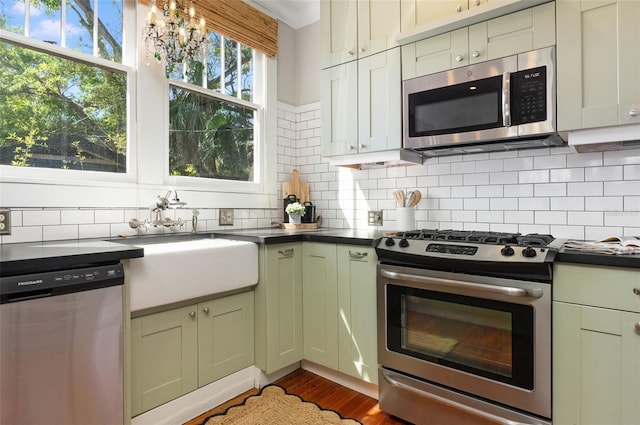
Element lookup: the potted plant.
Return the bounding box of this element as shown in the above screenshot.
[285,202,305,224]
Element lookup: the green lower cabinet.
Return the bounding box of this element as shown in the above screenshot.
[553,264,640,424]
[131,291,254,416]
[337,245,377,384]
[302,242,378,384]
[254,243,304,374]
[302,243,339,368]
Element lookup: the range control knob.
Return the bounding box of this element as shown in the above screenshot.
[385,238,396,247]
[500,245,515,256]
[522,246,537,258]
[398,239,410,248]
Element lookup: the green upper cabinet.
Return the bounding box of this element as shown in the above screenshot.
[553,263,640,425]
[336,245,378,384]
[254,243,304,374]
[302,242,339,369]
[401,0,484,32]
[556,0,640,131]
[322,47,402,157]
[402,2,555,80]
[321,0,400,69]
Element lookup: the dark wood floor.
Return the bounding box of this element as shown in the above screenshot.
[184,368,410,425]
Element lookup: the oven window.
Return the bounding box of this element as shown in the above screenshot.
[387,284,534,389]
[408,75,502,136]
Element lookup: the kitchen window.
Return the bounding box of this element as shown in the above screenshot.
[0,0,133,180]
[166,34,262,186]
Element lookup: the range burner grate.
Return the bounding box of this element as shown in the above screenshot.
[395,229,554,247]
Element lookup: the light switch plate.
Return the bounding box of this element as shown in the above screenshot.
[0,209,11,235]
[219,208,234,226]
[368,210,382,226]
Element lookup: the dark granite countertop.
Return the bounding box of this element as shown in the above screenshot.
[211,227,388,246]
[1,240,144,277]
[554,249,640,269]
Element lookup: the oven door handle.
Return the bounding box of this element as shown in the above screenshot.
[380,269,543,299]
[381,370,534,425]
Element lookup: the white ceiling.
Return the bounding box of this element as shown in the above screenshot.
[252,0,320,29]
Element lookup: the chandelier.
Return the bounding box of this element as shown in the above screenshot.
[143,0,207,75]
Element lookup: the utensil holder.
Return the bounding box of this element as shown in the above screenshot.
[396,207,415,231]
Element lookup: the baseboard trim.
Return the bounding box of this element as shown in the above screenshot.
[301,360,379,400]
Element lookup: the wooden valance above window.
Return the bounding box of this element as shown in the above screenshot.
[140,0,278,57]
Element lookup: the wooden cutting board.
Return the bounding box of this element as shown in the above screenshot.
[282,169,310,203]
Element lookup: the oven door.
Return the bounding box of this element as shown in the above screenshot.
[377,264,551,419]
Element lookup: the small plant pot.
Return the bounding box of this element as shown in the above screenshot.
[288,213,302,224]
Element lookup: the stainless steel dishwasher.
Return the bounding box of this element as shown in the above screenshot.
[1,262,125,425]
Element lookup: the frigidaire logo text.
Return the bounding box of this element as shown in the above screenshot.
[17,279,43,286]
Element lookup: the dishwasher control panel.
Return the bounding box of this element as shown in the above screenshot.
[1,263,124,303]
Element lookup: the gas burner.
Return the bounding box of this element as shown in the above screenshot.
[395,229,554,247]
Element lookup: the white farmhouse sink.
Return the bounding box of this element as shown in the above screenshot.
[127,238,258,312]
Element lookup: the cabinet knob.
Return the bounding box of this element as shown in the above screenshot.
[456,55,464,62]
[347,50,355,56]
[635,322,640,334]
[189,311,196,318]
[472,50,480,58]
[473,0,480,5]
[202,307,210,314]
[629,108,639,117]
[456,4,462,12]
[633,287,640,296]
[359,48,365,53]
[349,144,356,150]
[359,143,367,149]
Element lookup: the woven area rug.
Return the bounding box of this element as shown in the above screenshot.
[199,385,361,425]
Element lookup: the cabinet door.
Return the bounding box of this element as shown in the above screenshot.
[471,1,555,62]
[358,0,400,59]
[337,245,378,384]
[321,61,358,157]
[321,0,358,69]
[198,291,254,386]
[254,243,303,374]
[302,242,339,369]
[557,0,640,131]
[401,0,469,33]
[401,27,468,80]
[358,48,402,153]
[553,302,640,424]
[131,305,198,416]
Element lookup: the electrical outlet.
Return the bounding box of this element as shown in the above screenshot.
[0,209,11,235]
[219,208,234,226]
[368,210,383,226]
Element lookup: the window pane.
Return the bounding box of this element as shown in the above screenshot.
[205,32,222,91]
[0,41,127,173]
[223,37,238,96]
[241,45,253,102]
[169,85,255,181]
[65,0,93,55]
[97,0,123,61]
[29,1,62,45]
[1,1,26,34]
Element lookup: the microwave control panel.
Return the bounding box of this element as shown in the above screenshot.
[513,66,547,125]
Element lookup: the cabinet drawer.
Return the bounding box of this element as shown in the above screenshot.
[554,263,640,312]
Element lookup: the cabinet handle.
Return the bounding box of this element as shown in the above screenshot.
[473,0,480,5]
[629,108,639,117]
[347,50,355,56]
[349,250,368,259]
[359,143,367,149]
[359,48,365,53]
[189,311,196,318]
[635,322,640,334]
[456,55,464,62]
[202,307,210,314]
[278,248,294,256]
[472,50,480,58]
[633,287,640,296]
[349,144,356,150]
[456,4,462,12]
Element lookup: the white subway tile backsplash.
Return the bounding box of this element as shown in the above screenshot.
[4,103,637,244]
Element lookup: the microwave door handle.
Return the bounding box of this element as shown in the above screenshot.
[502,71,511,127]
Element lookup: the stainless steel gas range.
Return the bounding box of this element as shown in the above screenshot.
[375,230,560,425]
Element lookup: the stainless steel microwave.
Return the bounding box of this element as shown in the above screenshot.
[403,46,564,156]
